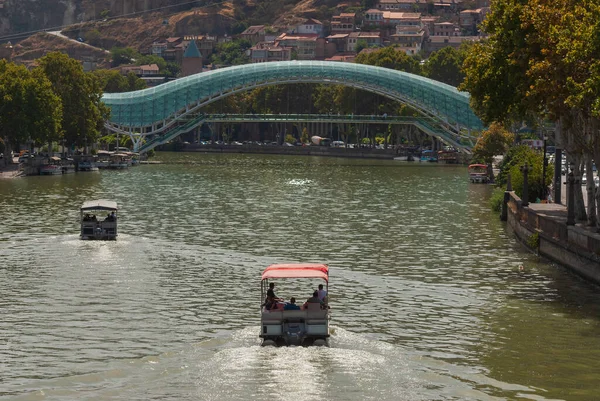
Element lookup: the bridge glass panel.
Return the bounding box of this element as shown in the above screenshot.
[102,61,483,131]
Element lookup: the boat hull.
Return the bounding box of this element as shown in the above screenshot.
[40,165,62,175]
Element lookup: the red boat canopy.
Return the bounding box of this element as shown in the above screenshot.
[261,263,329,282]
[468,164,488,169]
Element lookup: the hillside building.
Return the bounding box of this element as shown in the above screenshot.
[250,42,292,63]
[331,13,356,34]
[181,40,203,76]
[241,25,266,45]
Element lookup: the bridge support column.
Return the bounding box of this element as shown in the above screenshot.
[131,135,143,153]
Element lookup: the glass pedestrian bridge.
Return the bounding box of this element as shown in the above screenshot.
[102,61,484,152]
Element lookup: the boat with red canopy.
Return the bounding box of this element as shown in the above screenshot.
[260,263,330,346]
[468,163,490,183]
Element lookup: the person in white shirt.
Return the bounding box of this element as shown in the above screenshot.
[317,284,327,302]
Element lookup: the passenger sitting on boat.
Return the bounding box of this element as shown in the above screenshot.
[304,291,325,309]
[283,297,300,310]
[83,214,91,221]
[262,295,280,311]
[317,284,327,302]
[91,214,97,221]
[266,282,283,302]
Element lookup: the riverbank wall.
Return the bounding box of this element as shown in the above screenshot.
[172,144,472,162]
[505,192,600,284]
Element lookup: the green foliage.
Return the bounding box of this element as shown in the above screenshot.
[0,59,62,148]
[489,187,505,212]
[37,52,109,148]
[355,39,368,54]
[100,9,110,19]
[110,47,141,67]
[99,134,131,149]
[164,62,181,78]
[497,145,552,200]
[136,55,167,71]
[355,46,421,74]
[526,232,539,249]
[91,70,146,93]
[472,122,514,164]
[423,47,465,87]
[301,127,309,143]
[285,134,295,143]
[86,29,102,46]
[211,40,251,66]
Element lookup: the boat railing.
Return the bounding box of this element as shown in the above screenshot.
[81,219,117,237]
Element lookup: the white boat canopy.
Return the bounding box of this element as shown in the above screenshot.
[81,200,118,211]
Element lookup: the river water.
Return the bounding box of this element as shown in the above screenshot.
[1,152,600,401]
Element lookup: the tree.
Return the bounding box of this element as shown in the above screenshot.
[472,122,514,164]
[355,39,368,54]
[355,46,421,74]
[422,46,465,87]
[472,122,514,181]
[460,0,537,125]
[498,145,552,201]
[164,62,181,78]
[92,69,146,93]
[211,40,251,66]
[0,60,62,158]
[37,52,109,149]
[136,55,167,71]
[110,47,141,67]
[85,29,102,47]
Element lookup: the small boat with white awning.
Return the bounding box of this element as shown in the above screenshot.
[80,200,118,240]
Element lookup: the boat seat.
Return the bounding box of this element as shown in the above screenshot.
[282,310,305,322]
[262,311,283,321]
[306,319,327,325]
[306,310,327,319]
[305,302,322,311]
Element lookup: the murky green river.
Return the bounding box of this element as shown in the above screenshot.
[1,152,600,400]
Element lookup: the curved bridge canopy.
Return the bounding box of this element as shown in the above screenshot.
[102,61,483,133]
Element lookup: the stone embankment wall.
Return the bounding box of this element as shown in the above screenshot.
[180,144,399,159]
[505,192,600,284]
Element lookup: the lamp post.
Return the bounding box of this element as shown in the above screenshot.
[541,135,548,200]
[520,163,532,207]
[567,162,577,225]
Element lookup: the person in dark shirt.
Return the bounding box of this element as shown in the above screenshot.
[263,295,278,311]
[306,291,323,305]
[266,282,282,301]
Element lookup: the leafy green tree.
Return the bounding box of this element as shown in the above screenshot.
[460,0,537,125]
[355,46,421,74]
[211,40,251,66]
[355,39,368,53]
[37,52,109,148]
[85,29,102,47]
[472,122,514,164]
[110,47,141,67]
[471,122,514,181]
[92,69,146,92]
[136,55,167,71]
[0,60,62,155]
[498,145,552,200]
[164,62,181,78]
[423,46,465,87]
